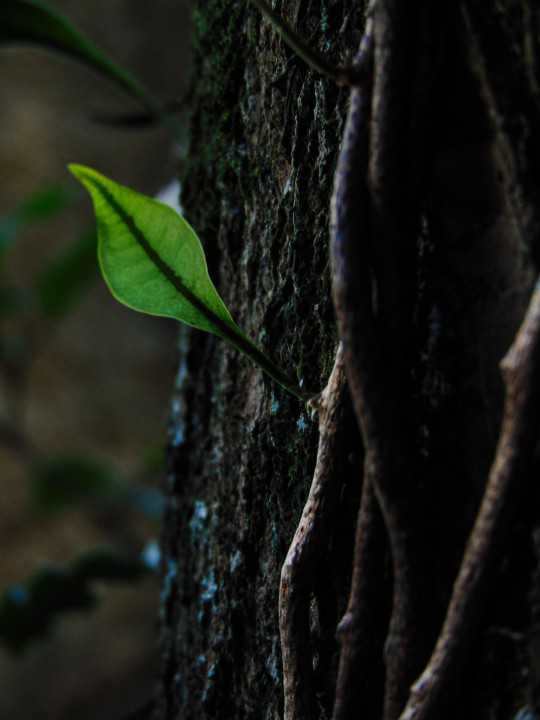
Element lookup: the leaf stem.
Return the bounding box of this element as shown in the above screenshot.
[226,331,312,402]
[247,0,364,86]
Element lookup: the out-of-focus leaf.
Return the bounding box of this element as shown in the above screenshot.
[29,566,96,612]
[31,454,119,514]
[0,0,160,117]
[30,453,164,519]
[15,185,73,223]
[0,548,150,652]
[0,185,73,257]
[36,230,98,317]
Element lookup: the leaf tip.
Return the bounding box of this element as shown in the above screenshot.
[67,163,89,183]
[67,163,104,199]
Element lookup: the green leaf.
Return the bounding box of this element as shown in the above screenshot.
[36,229,98,317]
[68,164,308,400]
[0,0,161,118]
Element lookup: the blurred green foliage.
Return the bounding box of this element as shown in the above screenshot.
[1,0,160,119]
[0,182,165,651]
[0,183,165,652]
[0,0,172,656]
[0,548,151,653]
[31,455,119,513]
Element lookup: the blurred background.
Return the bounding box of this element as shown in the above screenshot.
[0,1,191,717]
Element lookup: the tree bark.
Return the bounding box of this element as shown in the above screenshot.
[156,1,540,719]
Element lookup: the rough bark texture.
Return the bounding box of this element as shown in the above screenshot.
[157,2,363,719]
[156,1,540,719]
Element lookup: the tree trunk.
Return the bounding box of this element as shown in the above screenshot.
[156,1,540,719]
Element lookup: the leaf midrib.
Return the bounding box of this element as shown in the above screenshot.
[86,178,306,399]
[86,178,232,330]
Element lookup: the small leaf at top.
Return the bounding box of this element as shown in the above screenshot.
[0,0,161,118]
[68,164,308,400]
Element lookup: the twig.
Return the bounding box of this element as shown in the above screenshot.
[399,279,540,720]
[247,0,369,86]
[279,344,349,720]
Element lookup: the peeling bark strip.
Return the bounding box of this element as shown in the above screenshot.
[400,280,540,720]
[279,345,348,720]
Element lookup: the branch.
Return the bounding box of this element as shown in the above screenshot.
[279,344,349,720]
[399,280,540,720]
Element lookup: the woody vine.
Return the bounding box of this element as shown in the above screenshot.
[236,2,540,719]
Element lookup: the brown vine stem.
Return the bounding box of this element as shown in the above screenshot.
[332,1,446,715]
[247,0,367,86]
[399,279,540,720]
[332,479,387,720]
[329,18,397,720]
[471,0,540,268]
[368,2,449,716]
[460,4,539,264]
[279,344,349,720]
